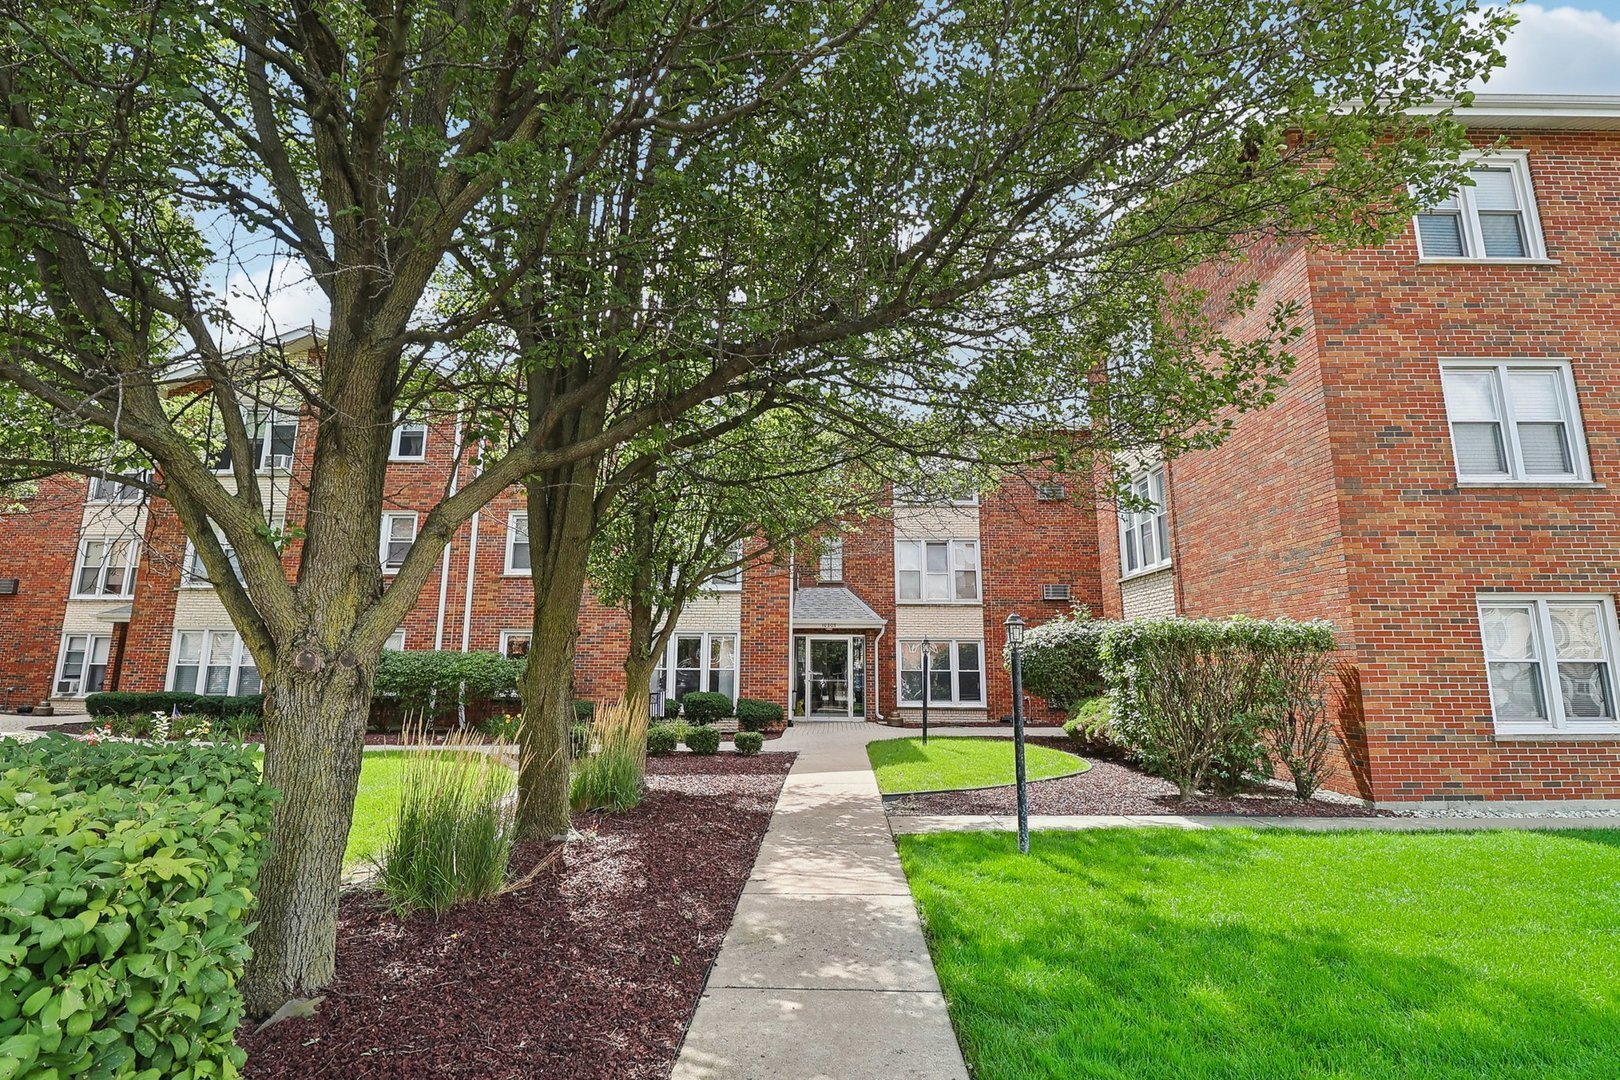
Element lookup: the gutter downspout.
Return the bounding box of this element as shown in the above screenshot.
[433,408,464,651]
[460,438,484,653]
[872,621,886,724]
[785,541,796,721]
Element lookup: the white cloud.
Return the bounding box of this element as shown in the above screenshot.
[219,253,328,350]
[1476,5,1620,94]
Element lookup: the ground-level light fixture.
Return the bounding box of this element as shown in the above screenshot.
[1004,612,1030,853]
[920,636,933,746]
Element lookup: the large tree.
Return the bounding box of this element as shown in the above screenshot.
[0,0,1508,1009]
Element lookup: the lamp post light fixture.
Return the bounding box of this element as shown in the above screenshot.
[1004,612,1030,854]
[919,636,932,746]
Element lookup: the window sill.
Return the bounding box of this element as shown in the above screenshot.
[1417,256,1560,267]
[1454,480,1603,490]
[68,594,135,602]
[1494,731,1620,742]
[898,703,988,710]
[895,599,983,606]
[502,570,532,578]
[389,457,427,464]
[1118,563,1172,584]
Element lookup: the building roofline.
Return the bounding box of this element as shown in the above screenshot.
[1411,94,1620,131]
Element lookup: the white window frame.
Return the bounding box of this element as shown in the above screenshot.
[706,540,744,591]
[1439,360,1591,485]
[384,628,407,652]
[167,629,261,696]
[894,539,981,603]
[86,473,146,504]
[183,515,285,589]
[379,512,417,574]
[70,536,139,598]
[897,639,986,707]
[660,631,740,702]
[503,511,531,576]
[1476,594,1620,736]
[1413,151,1549,263]
[390,418,428,462]
[818,535,845,583]
[895,487,979,507]
[54,633,112,698]
[499,630,531,660]
[1117,468,1170,579]
[212,411,298,474]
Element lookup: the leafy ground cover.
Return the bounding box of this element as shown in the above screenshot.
[866,736,1086,794]
[898,828,1620,1080]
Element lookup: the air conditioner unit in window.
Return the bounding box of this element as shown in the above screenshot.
[265,454,294,472]
[1036,484,1066,501]
[0,578,18,595]
[1042,583,1072,601]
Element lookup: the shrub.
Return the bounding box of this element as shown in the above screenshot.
[216,710,259,741]
[684,724,721,755]
[647,723,681,756]
[570,721,591,759]
[1262,647,1340,799]
[107,710,155,738]
[0,737,272,1078]
[735,698,784,732]
[679,691,732,724]
[374,649,521,725]
[84,690,265,720]
[1100,616,1337,801]
[663,699,683,719]
[1011,610,1109,708]
[481,712,521,741]
[573,700,596,723]
[378,731,515,916]
[1061,695,1116,752]
[571,702,649,812]
[733,730,764,756]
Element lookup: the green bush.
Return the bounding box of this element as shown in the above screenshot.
[647,723,681,756]
[84,690,265,720]
[379,741,514,916]
[1062,695,1116,752]
[106,711,155,739]
[481,712,521,741]
[569,704,648,813]
[733,730,764,756]
[1011,610,1108,708]
[1101,616,1336,800]
[573,700,596,723]
[570,721,591,759]
[734,698,784,732]
[0,737,272,1078]
[684,724,721,755]
[374,649,520,723]
[662,699,683,719]
[679,691,732,724]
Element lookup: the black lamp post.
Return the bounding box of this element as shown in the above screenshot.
[919,637,932,746]
[1004,612,1030,854]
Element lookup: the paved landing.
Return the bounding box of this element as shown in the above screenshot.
[673,722,969,1080]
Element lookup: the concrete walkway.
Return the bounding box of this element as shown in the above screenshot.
[892,811,1620,833]
[673,722,969,1080]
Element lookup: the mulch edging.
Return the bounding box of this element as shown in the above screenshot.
[887,737,1391,818]
[239,751,795,1079]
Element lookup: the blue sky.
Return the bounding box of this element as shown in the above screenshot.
[1478,3,1620,93]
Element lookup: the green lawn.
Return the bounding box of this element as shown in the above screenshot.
[866,736,1086,794]
[898,828,1620,1080]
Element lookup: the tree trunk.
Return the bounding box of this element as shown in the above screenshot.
[622,648,658,728]
[239,654,373,1015]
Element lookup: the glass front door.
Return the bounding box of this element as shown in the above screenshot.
[793,635,867,718]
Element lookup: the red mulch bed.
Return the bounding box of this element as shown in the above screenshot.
[239,751,795,1079]
[886,737,1392,817]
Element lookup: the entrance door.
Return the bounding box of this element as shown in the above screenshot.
[808,638,852,716]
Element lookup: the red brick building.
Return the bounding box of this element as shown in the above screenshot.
[1098,95,1620,805]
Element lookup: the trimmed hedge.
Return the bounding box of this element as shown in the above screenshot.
[84,690,265,720]
[647,723,680,756]
[679,692,731,725]
[374,649,520,719]
[684,725,721,755]
[734,698,784,732]
[0,737,272,1078]
[733,731,764,756]
[1009,612,1107,708]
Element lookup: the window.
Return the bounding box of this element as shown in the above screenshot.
[708,540,744,590]
[55,634,111,697]
[183,515,284,588]
[1118,468,1170,576]
[72,536,138,597]
[898,640,985,706]
[1414,153,1546,261]
[895,487,979,507]
[1478,596,1620,734]
[1036,484,1067,502]
[500,631,530,660]
[385,628,406,652]
[391,419,427,461]
[895,539,980,602]
[1440,362,1588,483]
[660,632,738,701]
[213,412,297,473]
[87,473,145,503]
[169,630,260,695]
[504,512,530,575]
[379,512,416,572]
[818,536,845,582]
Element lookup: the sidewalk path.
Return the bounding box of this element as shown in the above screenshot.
[673,722,969,1080]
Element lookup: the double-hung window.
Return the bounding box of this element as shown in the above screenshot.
[898,640,984,706]
[1440,362,1588,483]
[895,487,979,507]
[895,539,979,602]
[72,536,138,597]
[55,634,111,697]
[213,412,298,473]
[505,512,530,575]
[500,630,531,660]
[1478,596,1620,734]
[183,515,284,588]
[707,540,744,591]
[664,632,738,701]
[87,473,145,504]
[818,536,845,582]
[1118,469,1170,576]
[380,512,417,573]
[169,630,260,695]
[390,419,427,461]
[1414,153,1547,261]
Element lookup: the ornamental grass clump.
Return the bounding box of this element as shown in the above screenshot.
[569,701,648,812]
[378,728,515,916]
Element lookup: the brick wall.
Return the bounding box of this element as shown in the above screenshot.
[0,478,84,705]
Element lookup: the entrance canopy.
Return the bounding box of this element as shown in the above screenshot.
[792,587,885,630]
